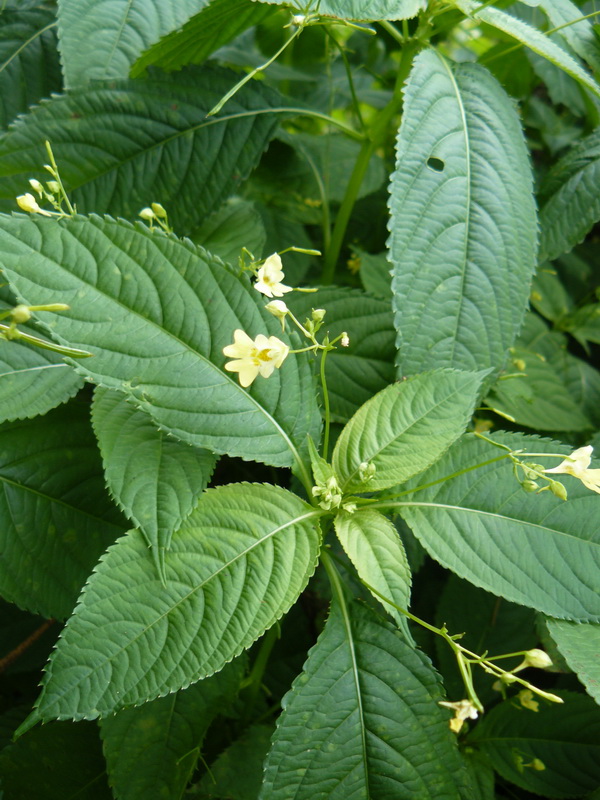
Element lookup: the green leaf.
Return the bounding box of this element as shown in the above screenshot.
[389,51,537,375]
[0,400,126,620]
[261,599,472,800]
[29,483,322,720]
[252,0,426,21]
[354,248,392,300]
[0,7,62,130]
[57,0,207,88]
[484,346,593,431]
[91,387,217,575]
[394,432,600,621]
[468,691,600,798]
[562,303,600,347]
[0,215,320,478]
[190,198,266,265]
[0,66,282,235]
[546,619,600,705]
[197,723,274,800]
[455,0,600,98]
[332,369,484,494]
[434,576,537,704]
[0,720,112,799]
[101,660,244,800]
[334,509,411,627]
[539,0,600,74]
[0,305,84,423]
[287,287,395,422]
[538,128,600,262]
[130,0,277,78]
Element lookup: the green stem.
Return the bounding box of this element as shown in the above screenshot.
[321,42,418,284]
[320,347,332,460]
[240,624,279,724]
[208,26,303,116]
[44,141,75,215]
[0,323,92,358]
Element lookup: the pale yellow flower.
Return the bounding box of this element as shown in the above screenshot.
[16,193,52,216]
[517,689,539,712]
[223,329,289,387]
[439,699,479,733]
[254,254,293,298]
[545,445,600,494]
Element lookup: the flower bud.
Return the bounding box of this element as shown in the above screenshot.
[139,207,155,220]
[46,180,60,194]
[358,461,376,482]
[531,759,546,771]
[340,332,350,347]
[28,179,44,195]
[521,479,539,493]
[265,300,288,330]
[291,14,305,24]
[311,308,326,323]
[549,480,567,501]
[151,202,168,218]
[522,649,553,669]
[11,305,31,324]
[17,193,40,213]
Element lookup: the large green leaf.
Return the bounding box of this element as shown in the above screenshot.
[57,0,206,87]
[538,128,600,262]
[0,301,84,423]
[261,599,472,800]
[332,369,484,493]
[388,432,600,621]
[0,66,282,234]
[546,619,600,705]
[101,659,244,800]
[455,0,600,98]
[25,483,322,722]
[91,388,217,574]
[0,215,320,477]
[468,692,600,797]
[252,0,426,21]
[539,0,600,74]
[0,7,62,130]
[131,0,277,78]
[0,721,112,799]
[287,287,395,422]
[389,51,537,376]
[334,509,411,627]
[0,400,126,619]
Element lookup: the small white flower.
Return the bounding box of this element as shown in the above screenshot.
[439,699,479,733]
[16,193,52,216]
[254,254,293,298]
[545,445,600,494]
[291,14,306,24]
[139,207,156,220]
[340,332,350,347]
[223,329,289,387]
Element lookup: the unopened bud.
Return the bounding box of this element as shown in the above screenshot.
[340,332,350,347]
[522,649,553,669]
[358,461,376,482]
[531,759,545,771]
[291,13,305,24]
[139,207,155,220]
[151,202,167,218]
[28,179,43,195]
[521,479,539,493]
[549,480,567,501]
[513,358,526,371]
[265,300,288,329]
[17,193,42,214]
[46,180,60,194]
[311,308,326,323]
[11,305,31,324]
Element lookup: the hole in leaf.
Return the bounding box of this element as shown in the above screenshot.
[426,156,445,172]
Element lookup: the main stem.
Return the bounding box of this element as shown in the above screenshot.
[321,41,418,284]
